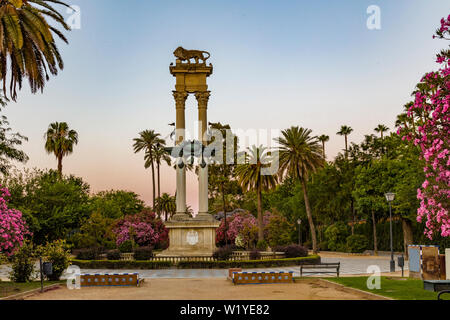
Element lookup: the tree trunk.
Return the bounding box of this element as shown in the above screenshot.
[345,135,348,159]
[257,183,264,242]
[157,162,161,200]
[157,162,161,217]
[371,209,378,256]
[402,218,414,259]
[151,160,156,209]
[222,182,227,245]
[322,142,325,159]
[350,198,355,235]
[301,179,317,253]
[57,154,63,178]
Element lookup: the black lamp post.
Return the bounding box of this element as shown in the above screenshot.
[385,192,396,272]
[297,219,302,246]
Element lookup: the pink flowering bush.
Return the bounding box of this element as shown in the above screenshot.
[0,187,31,256]
[398,16,450,239]
[114,211,168,249]
[216,211,273,248]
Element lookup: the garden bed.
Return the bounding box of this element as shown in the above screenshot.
[70,255,320,269]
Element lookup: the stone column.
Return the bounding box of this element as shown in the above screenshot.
[195,91,211,220]
[172,91,188,220]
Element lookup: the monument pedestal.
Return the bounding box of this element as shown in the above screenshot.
[159,218,220,257]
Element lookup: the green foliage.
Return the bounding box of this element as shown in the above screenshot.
[264,211,293,247]
[69,211,116,249]
[90,190,145,219]
[324,222,349,252]
[9,241,36,283]
[2,169,91,245]
[0,112,28,175]
[118,240,133,253]
[133,246,153,261]
[40,240,71,281]
[346,234,369,253]
[177,255,321,269]
[256,239,267,251]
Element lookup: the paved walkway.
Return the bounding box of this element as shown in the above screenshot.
[0,255,407,280]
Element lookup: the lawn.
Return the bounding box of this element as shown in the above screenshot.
[0,281,62,298]
[327,276,449,300]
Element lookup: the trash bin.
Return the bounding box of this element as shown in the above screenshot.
[43,262,53,276]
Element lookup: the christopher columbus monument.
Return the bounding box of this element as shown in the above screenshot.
[159,47,220,256]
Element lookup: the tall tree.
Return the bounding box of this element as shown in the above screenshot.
[235,145,277,242]
[318,135,329,159]
[337,125,353,159]
[155,193,176,221]
[133,130,163,208]
[276,126,325,253]
[0,100,28,174]
[374,124,389,155]
[207,122,239,244]
[44,122,78,177]
[0,0,71,101]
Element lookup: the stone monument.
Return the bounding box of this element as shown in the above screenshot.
[159,47,220,257]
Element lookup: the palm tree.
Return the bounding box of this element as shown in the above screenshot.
[317,135,329,159]
[276,126,324,253]
[374,124,389,155]
[44,122,78,177]
[0,0,71,101]
[374,124,389,140]
[337,125,353,159]
[133,130,163,208]
[235,145,277,242]
[155,193,176,221]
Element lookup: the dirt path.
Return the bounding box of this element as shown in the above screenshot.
[25,278,381,300]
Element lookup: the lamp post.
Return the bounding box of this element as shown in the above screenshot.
[385,192,395,272]
[297,219,302,246]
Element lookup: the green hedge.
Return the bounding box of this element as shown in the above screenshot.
[70,255,320,269]
[70,259,173,269]
[177,255,321,269]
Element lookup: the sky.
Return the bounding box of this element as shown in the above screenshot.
[3,0,450,212]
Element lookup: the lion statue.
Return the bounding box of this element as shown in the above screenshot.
[173,46,210,64]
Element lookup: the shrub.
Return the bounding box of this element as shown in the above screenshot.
[106,249,121,260]
[256,240,268,251]
[133,246,153,261]
[9,241,36,282]
[75,248,102,260]
[346,234,368,253]
[118,240,133,253]
[178,255,321,269]
[318,241,328,251]
[249,249,261,260]
[0,187,31,256]
[213,245,233,261]
[284,244,308,258]
[41,240,71,281]
[303,241,311,249]
[324,222,349,251]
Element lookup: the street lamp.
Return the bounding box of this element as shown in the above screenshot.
[385,192,395,272]
[297,219,302,246]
